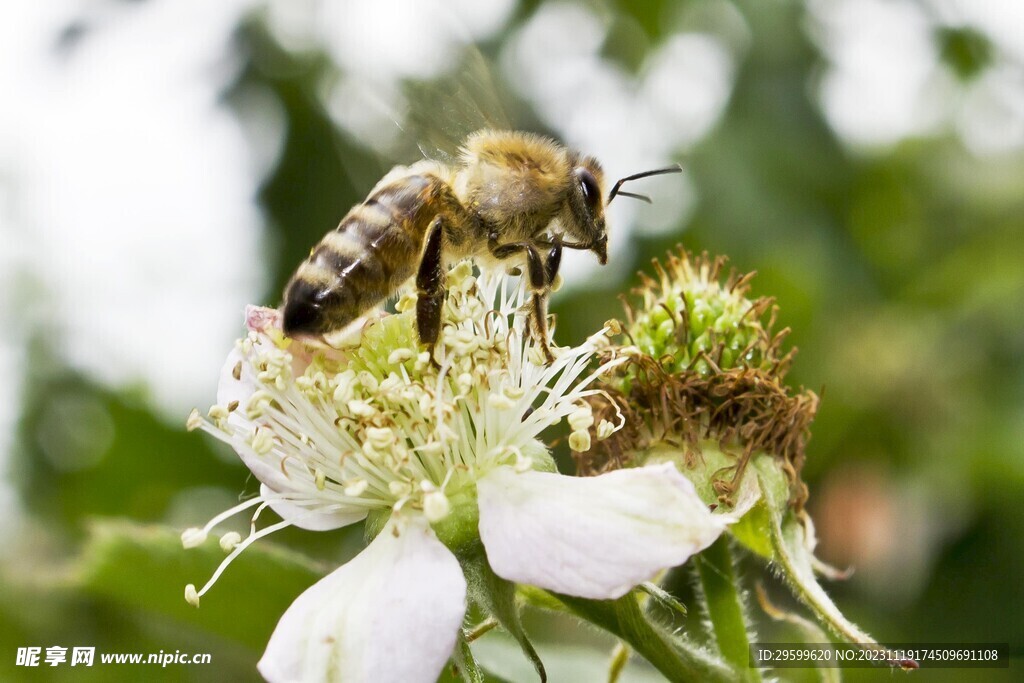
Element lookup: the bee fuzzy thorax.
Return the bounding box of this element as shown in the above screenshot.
[459,130,572,215]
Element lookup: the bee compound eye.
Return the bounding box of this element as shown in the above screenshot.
[574,168,600,212]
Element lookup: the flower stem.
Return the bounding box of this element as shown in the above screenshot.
[696,537,760,681]
[462,554,547,682]
[453,631,485,683]
[607,642,629,683]
[523,588,734,682]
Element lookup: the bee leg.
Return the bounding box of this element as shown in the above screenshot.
[524,245,556,364]
[416,217,446,357]
[529,296,555,363]
[544,237,563,289]
[488,236,558,363]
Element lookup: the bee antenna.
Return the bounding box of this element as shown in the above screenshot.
[607,164,683,204]
[615,191,652,204]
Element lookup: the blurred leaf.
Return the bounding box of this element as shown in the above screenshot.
[935,26,994,82]
[231,17,381,298]
[75,519,325,650]
[16,368,242,530]
[601,14,652,72]
[612,0,675,41]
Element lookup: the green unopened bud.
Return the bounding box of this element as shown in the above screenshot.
[623,249,783,377]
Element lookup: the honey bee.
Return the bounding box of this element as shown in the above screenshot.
[282,129,679,361]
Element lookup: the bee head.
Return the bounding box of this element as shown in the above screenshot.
[562,156,608,265]
[564,161,684,264]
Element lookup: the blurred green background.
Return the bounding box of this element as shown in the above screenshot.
[1,0,1021,681]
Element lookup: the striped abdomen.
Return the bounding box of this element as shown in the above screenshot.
[282,173,439,338]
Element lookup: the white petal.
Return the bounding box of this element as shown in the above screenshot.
[258,515,467,683]
[478,463,727,600]
[259,483,366,531]
[215,334,360,530]
[216,345,257,418]
[215,307,309,413]
[260,483,368,532]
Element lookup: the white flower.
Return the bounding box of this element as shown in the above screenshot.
[184,265,727,683]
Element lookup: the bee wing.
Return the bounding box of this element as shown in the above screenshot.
[400,47,517,164]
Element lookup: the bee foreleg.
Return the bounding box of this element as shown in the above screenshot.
[416,216,446,352]
[522,244,555,364]
[488,237,557,363]
[544,237,562,288]
[516,245,557,362]
[529,291,555,363]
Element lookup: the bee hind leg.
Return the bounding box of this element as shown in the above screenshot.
[416,217,446,359]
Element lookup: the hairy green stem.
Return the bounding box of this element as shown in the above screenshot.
[607,642,629,683]
[520,587,734,683]
[697,537,760,681]
[461,553,547,682]
[453,631,485,683]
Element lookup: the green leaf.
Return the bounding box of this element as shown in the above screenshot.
[73,518,326,650]
[936,26,994,82]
